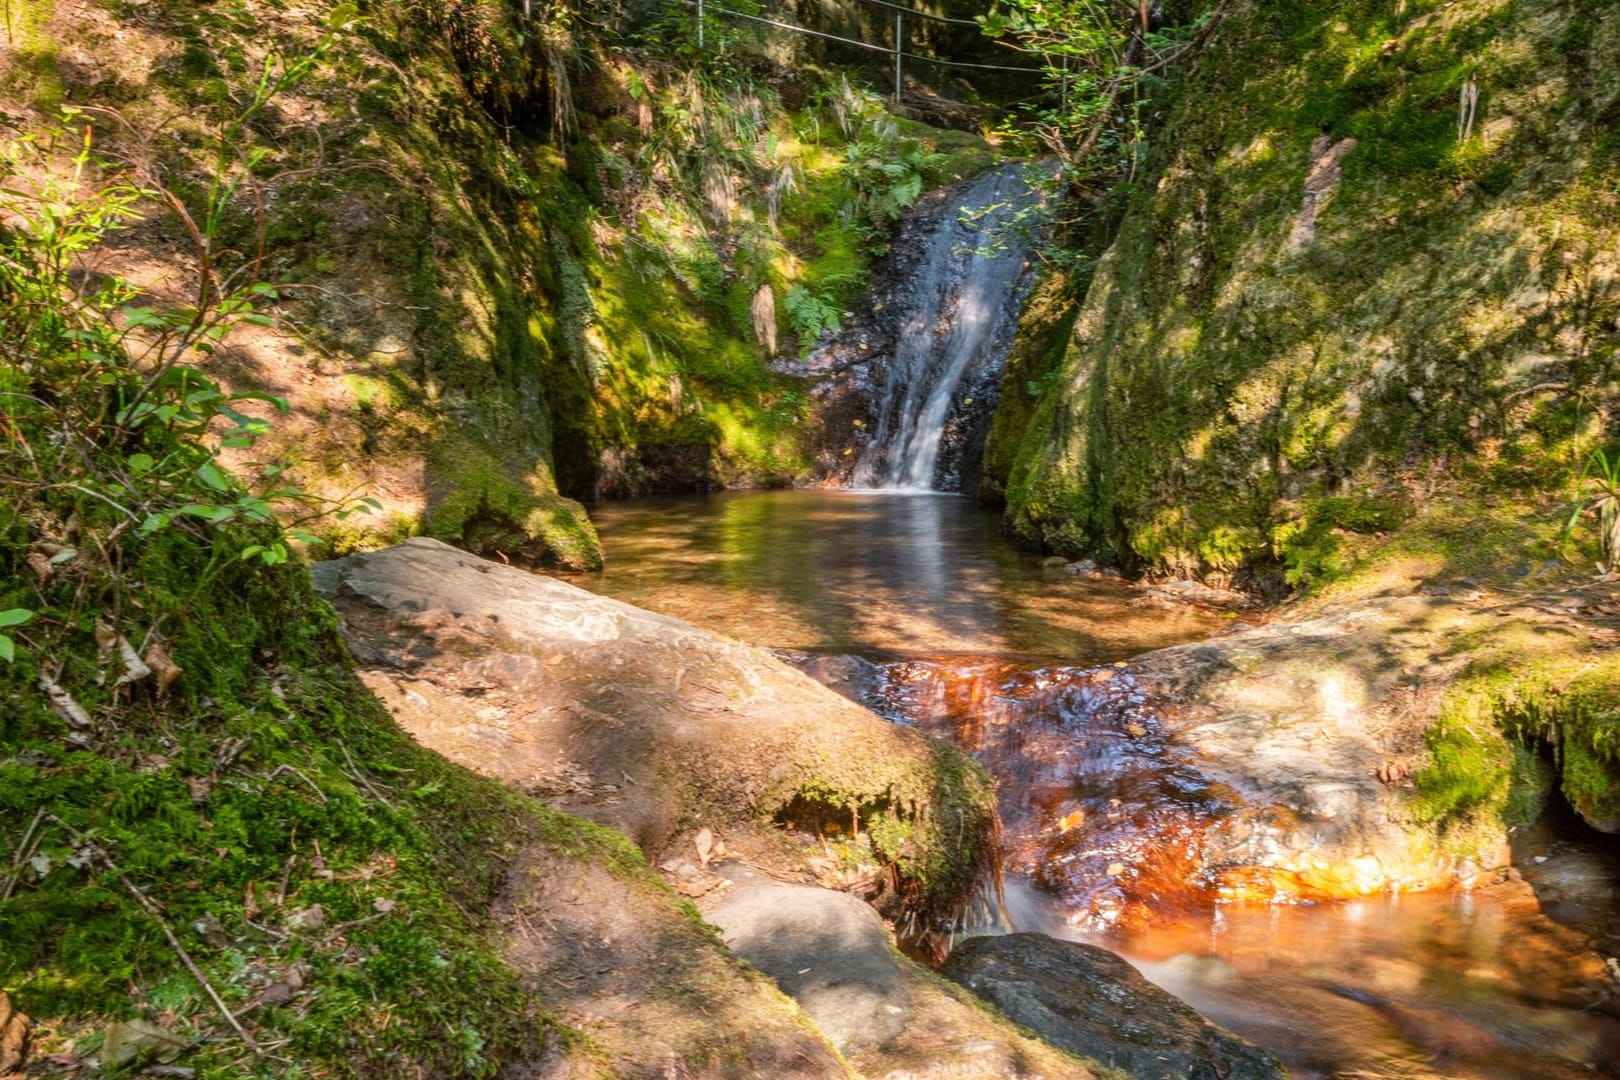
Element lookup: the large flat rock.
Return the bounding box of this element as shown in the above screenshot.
[312,538,994,893]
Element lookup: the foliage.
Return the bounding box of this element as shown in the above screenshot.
[782,284,842,354]
[1562,448,1620,575]
[979,0,1229,174]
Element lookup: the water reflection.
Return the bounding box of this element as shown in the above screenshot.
[572,490,1220,661]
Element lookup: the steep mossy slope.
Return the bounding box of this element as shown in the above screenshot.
[2,0,997,570]
[989,0,1620,592]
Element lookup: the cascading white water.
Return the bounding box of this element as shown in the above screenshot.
[850,164,1045,491]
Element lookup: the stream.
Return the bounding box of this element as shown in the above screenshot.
[573,489,1620,1080]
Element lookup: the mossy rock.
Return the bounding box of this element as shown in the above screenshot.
[313,538,1002,933]
[424,438,603,571]
[997,0,1620,589]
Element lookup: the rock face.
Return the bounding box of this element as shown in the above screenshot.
[942,934,1286,1080]
[312,537,998,924]
[791,585,1620,927]
[987,0,1620,582]
[805,165,1043,493]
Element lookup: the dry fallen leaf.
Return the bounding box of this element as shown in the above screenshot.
[1105,862,1127,877]
[694,827,714,867]
[38,670,93,730]
[1057,809,1086,833]
[0,991,30,1076]
[25,552,53,587]
[101,1018,186,1068]
[145,638,182,694]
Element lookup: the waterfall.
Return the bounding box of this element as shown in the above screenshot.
[849,164,1045,491]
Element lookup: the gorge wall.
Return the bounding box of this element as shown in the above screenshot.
[984,0,1620,593]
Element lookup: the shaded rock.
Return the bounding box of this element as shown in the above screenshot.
[942,933,1286,1080]
[497,847,851,1079]
[706,869,911,1052]
[698,870,1117,1078]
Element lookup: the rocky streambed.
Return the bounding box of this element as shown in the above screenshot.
[312,518,1620,1078]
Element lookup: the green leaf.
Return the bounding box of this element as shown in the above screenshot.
[0,636,13,663]
[0,609,33,628]
[127,453,155,473]
[179,504,234,523]
[239,544,266,561]
[195,461,231,492]
[229,390,291,414]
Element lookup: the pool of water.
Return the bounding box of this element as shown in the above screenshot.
[571,489,1222,661]
[569,490,1620,1079]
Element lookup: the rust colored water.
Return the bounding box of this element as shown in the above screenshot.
[574,491,1620,1079]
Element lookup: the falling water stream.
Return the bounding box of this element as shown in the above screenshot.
[847,163,1046,491]
[572,491,1620,1079]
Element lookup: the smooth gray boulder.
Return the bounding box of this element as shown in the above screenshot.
[706,868,910,1052]
[942,933,1286,1080]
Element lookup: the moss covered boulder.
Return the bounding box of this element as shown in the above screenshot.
[312,538,1001,936]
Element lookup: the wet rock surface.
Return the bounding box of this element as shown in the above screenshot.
[802,164,1044,492]
[942,933,1286,1080]
[699,866,1114,1078]
[792,587,1620,930]
[314,540,1123,1079]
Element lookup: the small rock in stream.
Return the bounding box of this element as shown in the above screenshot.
[942,933,1287,1079]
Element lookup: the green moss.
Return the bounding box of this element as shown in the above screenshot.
[1412,714,1515,825]
[0,507,626,1076]
[0,0,63,109]
[995,0,1620,589]
[425,437,603,571]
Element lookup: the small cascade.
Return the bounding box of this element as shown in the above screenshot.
[845,164,1047,491]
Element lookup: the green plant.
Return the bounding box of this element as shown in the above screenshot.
[782,283,842,353]
[0,8,373,666]
[0,608,31,662]
[1562,448,1620,574]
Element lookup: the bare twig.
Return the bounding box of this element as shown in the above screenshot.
[1,808,47,901]
[266,764,328,804]
[1501,381,1570,406]
[336,739,393,807]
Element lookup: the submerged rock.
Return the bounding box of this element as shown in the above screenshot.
[942,934,1286,1080]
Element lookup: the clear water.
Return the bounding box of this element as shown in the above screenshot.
[568,489,1620,1079]
[572,489,1219,660]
